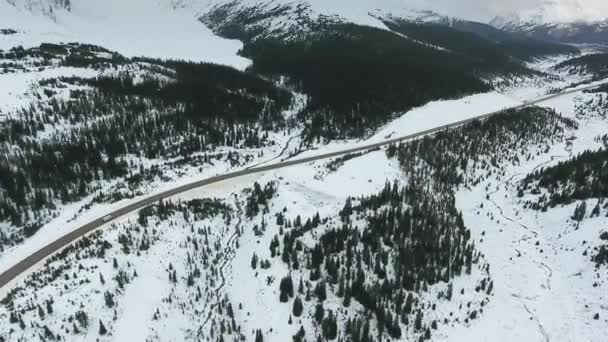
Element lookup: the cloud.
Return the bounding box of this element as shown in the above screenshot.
[437,0,608,22]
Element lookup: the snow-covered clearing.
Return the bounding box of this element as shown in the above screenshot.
[0,66,98,114]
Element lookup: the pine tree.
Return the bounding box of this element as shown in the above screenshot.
[314,281,327,301]
[279,275,294,302]
[255,329,264,342]
[46,299,54,315]
[572,201,587,221]
[292,296,304,317]
[314,303,324,323]
[321,312,338,340]
[251,253,258,269]
[99,320,107,335]
[38,305,45,320]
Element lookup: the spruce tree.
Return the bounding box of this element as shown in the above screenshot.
[292,296,303,317]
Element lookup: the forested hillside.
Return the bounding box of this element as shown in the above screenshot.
[555,54,608,80]
[390,106,576,189]
[519,148,608,209]
[270,179,487,342]
[441,19,580,61]
[0,43,294,248]
[241,24,496,140]
[2,1,608,341]
[203,3,578,141]
[383,19,578,65]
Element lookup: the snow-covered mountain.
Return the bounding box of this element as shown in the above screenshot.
[491,0,608,25]
[3,0,603,65]
[0,0,453,68]
[490,0,608,46]
[492,18,608,46]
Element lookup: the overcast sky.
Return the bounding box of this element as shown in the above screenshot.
[432,0,608,22]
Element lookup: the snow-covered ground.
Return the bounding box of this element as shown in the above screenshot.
[217,80,608,341]
[0,65,98,114]
[2,78,608,341]
[2,6,608,337]
[499,54,592,101]
[444,88,608,341]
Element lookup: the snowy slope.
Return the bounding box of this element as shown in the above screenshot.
[446,89,608,342]
[1,0,250,68]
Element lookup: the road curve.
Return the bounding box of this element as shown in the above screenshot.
[0,82,605,291]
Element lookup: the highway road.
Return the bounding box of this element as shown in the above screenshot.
[0,81,605,291]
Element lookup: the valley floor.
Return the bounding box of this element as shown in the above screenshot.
[0,46,607,341]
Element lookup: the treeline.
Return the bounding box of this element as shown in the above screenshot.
[242,24,493,140]
[205,4,577,141]
[555,53,608,80]
[444,19,580,61]
[137,198,231,227]
[1,43,126,69]
[587,84,608,94]
[390,106,576,189]
[519,148,608,210]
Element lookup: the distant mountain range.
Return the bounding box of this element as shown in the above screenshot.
[489,0,608,46]
[1,0,605,65]
[492,16,608,46]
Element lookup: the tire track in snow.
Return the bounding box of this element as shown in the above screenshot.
[532,155,568,172]
[540,262,553,290]
[487,197,539,237]
[524,304,550,342]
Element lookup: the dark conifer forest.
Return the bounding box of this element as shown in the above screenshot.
[0,43,292,246]
[204,3,579,141]
[519,148,608,209]
[433,19,580,61]
[383,19,577,65]
[391,106,576,189]
[241,23,502,140]
[555,53,608,80]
